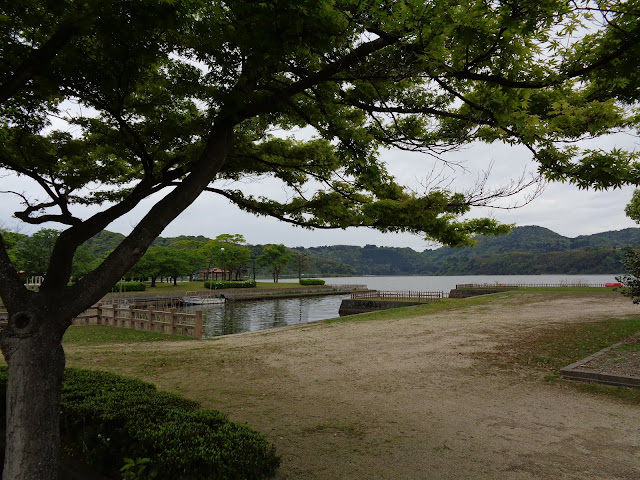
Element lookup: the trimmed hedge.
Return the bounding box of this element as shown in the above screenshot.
[299,279,326,286]
[0,367,279,480]
[204,280,256,289]
[111,281,146,292]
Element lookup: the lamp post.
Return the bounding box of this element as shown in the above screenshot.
[251,255,256,282]
[220,247,225,281]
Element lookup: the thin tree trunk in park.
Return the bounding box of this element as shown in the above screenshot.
[1,310,67,480]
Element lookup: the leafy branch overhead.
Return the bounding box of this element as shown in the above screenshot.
[2,0,639,256]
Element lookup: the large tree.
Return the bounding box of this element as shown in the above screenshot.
[1,0,639,477]
[127,246,192,287]
[201,234,252,281]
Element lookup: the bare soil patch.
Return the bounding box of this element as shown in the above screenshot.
[66,292,640,480]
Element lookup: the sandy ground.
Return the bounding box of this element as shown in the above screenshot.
[66,292,640,480]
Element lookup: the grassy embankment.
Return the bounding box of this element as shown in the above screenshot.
[329,286,624,321]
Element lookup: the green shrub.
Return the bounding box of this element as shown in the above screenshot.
[204,280,256,289]
[299,278,325,286]
[111,282,146,292]
[0,367,279,480]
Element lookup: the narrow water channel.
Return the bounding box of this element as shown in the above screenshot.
[184,294,349,338]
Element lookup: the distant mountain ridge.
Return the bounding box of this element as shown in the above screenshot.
[466,225,640,254]
[84,226,640,276]
[296,226,640,275]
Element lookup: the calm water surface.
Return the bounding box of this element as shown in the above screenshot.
[319,274,622,292]
[186,295,349,338]
[188,274,621,338]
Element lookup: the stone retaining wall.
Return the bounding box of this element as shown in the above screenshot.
[339,299,424,316]
[448,288,507,298]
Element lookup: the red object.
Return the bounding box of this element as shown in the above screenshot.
[605,282,622,287]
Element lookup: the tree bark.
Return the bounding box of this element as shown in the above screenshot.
[1,309,67,480]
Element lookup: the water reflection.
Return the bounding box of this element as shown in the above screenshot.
[184,295,349,338]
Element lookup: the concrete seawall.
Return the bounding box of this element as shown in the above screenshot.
[339,299,425,316]
[448,287,519,298]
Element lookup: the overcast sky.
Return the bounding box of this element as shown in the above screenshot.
[2,130,638,252]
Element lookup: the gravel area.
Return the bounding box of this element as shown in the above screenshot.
[577,333,640,378]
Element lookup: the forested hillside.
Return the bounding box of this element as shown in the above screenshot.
[8,226,638,278]
[295,226,640,275]
[77,225,640,276]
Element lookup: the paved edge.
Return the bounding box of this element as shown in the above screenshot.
[559,332,640,388]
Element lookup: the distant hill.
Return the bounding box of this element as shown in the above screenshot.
[84,230,126,257]
[81,226,640,276]
[152,235,210,248]
[460,225,571,254]
[569,228,640,249]
[298,226,640,275]
[439,225,640,255]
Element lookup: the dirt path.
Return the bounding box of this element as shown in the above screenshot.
[66,292,640,479]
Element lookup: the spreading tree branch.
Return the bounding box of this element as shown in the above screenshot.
[0,17,82,103]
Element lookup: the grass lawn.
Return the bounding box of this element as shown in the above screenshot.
[328,287,617,324]
[63,325,193,346]
[489,315,640,403]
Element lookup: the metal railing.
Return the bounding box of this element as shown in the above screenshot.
[455,283,608,289]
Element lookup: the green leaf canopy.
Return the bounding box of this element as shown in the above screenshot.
[1,0,639,305]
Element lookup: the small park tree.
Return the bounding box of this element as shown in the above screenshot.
[291,250,310,280]
[170,240,207,281]
[1,1,639,477]
[200,234,251,281]
[617,189,640,302]
[258,244,293,283]
[128,246,192,287]
[12,229,59,278]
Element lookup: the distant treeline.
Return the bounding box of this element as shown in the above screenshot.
[7,225,638,279]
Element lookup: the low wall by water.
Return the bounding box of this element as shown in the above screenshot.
[227,289,354,302]
[448,288,512,298]
[339,299,425,316]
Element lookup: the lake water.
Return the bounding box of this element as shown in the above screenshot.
[187,294,350,338]
[319,274,622,292]
[191,274,622,338]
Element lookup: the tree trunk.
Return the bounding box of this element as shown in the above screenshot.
[1,310,67,480]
